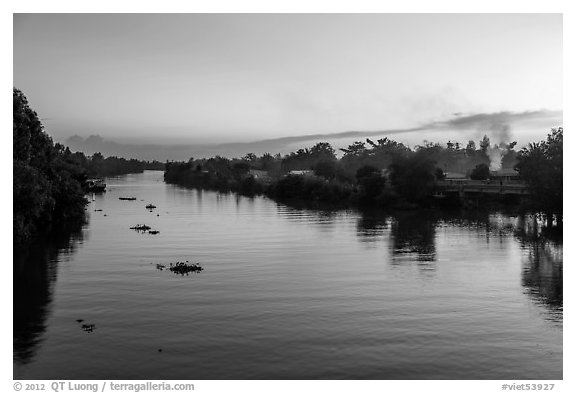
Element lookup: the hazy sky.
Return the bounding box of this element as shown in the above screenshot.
[13,13,562,147]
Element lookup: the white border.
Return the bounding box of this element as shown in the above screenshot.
[4,2,573,393]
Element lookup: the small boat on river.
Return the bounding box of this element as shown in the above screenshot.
[86,178,106,192]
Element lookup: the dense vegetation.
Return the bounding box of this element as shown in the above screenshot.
[165,129,563,220]
[515,128,563,225]
[13,88,165,247]
[13,88,88,247]
[64,150,164,178]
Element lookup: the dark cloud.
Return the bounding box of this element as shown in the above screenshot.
[428,109,562,143]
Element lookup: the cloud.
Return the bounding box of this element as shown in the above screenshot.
[65,109,562,160]
[427,109,563,142]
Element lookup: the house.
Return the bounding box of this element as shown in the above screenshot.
[249,169,271,183]
[444,172,467,180]
[443,172,468,185]
[490,168,520,183]
[288,170,314,177]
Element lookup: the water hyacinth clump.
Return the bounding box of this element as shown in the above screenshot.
[156,261,204,275]
[130,224,151,231]
[170,261,203,275]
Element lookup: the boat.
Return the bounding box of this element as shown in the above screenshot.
[119,197,137,201]
[146,204,157,209]
[86,178,106,192]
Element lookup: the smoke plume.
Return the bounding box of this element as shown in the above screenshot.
[487,145,505,171]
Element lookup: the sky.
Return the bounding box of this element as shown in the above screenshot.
[13,13,563,154]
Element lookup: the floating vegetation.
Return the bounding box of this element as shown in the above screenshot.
[169,261,203,275]
[156,261,203,275]
[146,204,157,209]
[75,319,95,333]
[148,230,160,235]
[130,224,151,231]
[119,197,137,201]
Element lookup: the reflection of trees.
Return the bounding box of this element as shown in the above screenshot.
[13,226,84,365]
[515,215,563,318]
[389,212,437,264]
[276,201,340,225]
[355,208,390,241]
[355,209,438,274]
[521,242,562,315]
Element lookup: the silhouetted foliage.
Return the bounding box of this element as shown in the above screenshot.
[515,128,563,223]
[470,163,490,180]
[435,167,446,180]
[80,153,164,177]
[389,151,437,204]
[13,88,87,247]
[312,160,337,180]
[355,165,380,181]
[480,135,491,152]
[164,130,561,215]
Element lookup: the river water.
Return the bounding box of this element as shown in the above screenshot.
[13,170,562,379]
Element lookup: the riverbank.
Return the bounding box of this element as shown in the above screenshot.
[163,165,532,215]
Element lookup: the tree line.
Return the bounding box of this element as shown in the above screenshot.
[64,150,164,178]
[164,129,562,221]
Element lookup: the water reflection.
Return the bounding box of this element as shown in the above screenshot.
[14,170,563,378]
[389,212,437,263]
[355,208,390,241]
[275,201,342,225]
[13,226,85,365]
[514,217,563,321]
[354,208,563,319]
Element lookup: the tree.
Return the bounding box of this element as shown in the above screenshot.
[355,165,379,181]
[466,140,476,155]
[232,161,250,179]
[470,163,490,180]
[480,135,491,153]
[13,88,87,246]
[309,142,336,160]
[515,128,562,224]
[340,141,366,157]
[355,165,386,205]
[312,160,337,180]
[389,152,437,203]
[243,153,257,162]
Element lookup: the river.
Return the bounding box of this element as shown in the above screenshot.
[13,170,563,379]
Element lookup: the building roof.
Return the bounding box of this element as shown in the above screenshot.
[249,169,268,176]
[491,168,519,176]
[289,170,312,175]
[444,172,467,179]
